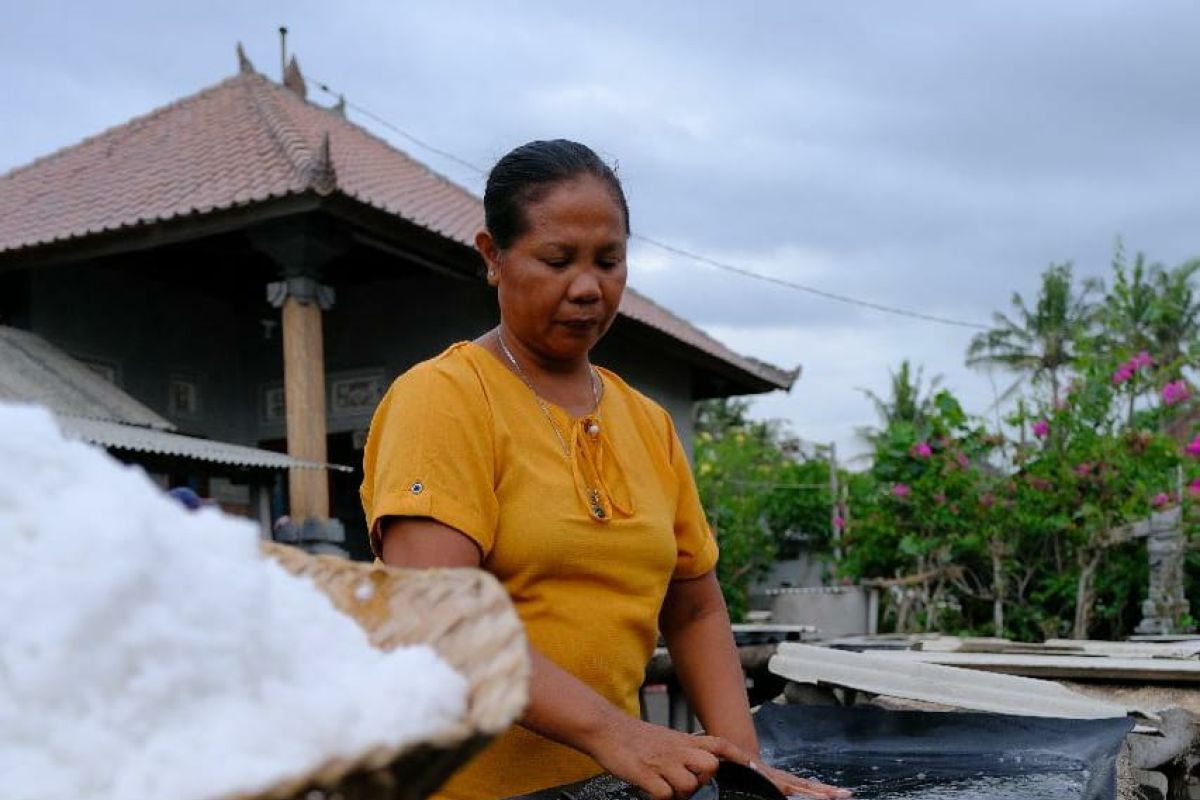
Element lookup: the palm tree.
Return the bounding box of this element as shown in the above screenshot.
[967,262,1099,406]
[1098,246,1200,379]
[857,360,942,447]
[1147,259,1200,374]
[1100,245,1156,357]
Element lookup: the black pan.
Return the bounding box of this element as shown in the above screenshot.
[510,760,786,800]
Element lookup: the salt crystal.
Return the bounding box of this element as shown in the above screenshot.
[0,404,469,800]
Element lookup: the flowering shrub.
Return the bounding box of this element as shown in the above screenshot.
[842,350,1186,640]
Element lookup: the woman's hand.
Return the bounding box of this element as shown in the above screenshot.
[583,714,752,800]
[755,762,852,799]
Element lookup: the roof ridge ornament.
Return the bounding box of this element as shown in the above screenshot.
[236,42,255,75]
[283,55,307,99]
[304,132,337,195]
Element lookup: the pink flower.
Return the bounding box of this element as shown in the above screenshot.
[891,483,911,499]
[1112,364,1134,385]
[1186,435,1200,457]
[1188,478,1200,498]
[1131,351,1153,369]
[1032,419,1050,439]
[910,442,933,458]
[1074,463,1092,477]
[1163,380,1190,406]
[934,491,946,506]
[956,452,970,469]
[979,492,996,509]
[1152,492,1172,509]
[833,515,845,530]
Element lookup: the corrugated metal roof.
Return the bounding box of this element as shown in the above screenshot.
[0,325,349,472]
[0,65,796,393]
[57,415,351,472]
[0,326,173,429]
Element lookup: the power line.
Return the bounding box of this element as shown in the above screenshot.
[308,77,990,332]
[309,76,489,176]
[632,234,989,330]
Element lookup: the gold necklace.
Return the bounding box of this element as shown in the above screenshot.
[496,332,607,519]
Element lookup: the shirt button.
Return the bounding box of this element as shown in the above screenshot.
[411,481,424,495]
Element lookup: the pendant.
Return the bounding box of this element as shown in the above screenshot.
[586,420,601,437]
[589,489,606,520]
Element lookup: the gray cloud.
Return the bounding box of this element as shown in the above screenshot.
[6,0,1200,457]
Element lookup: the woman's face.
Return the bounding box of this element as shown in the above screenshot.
[481,174,628,365]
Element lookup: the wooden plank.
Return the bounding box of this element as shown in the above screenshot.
[769,642,1144,720]
[876,650,1200,682]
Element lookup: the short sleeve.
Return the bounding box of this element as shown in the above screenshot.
[664,412,719,580]
[360,358,499,558]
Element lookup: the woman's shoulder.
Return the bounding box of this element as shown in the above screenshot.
[386,342,489,404]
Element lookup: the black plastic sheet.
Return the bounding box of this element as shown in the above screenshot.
[756,704,1134,799]
[510,704,1133,800]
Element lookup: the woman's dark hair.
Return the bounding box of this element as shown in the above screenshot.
[483,139,630,250]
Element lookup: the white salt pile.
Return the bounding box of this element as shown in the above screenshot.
[0,403,469,800]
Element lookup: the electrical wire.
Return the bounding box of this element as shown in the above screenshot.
[310,76,488,176]
[632,234,988,330]
[308,77,990,332]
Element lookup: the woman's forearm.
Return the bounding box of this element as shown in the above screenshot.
[520,646,626,753]
[659,572,759,756]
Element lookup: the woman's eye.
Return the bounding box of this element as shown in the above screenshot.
[543,258,570,268]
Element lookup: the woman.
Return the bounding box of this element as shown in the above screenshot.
[361,140,847,800]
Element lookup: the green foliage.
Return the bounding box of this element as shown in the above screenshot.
[693,398,842,621]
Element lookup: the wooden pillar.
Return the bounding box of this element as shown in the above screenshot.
[281,293,329,520]
[266,275,336,527]
[253,219,348,549]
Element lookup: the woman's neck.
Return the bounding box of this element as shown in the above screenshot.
[486,326,597,415]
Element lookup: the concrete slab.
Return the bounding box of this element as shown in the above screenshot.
[876,650,1200,682]
[769,642,1146,720]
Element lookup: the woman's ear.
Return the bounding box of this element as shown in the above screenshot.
[476,230,501,287]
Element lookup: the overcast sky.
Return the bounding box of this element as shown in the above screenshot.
[7,1,1200,460]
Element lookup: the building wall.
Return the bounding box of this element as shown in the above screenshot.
[28,261,260,444]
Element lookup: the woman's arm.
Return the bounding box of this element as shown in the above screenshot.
[659,571,850,799]
[380,518,755,800]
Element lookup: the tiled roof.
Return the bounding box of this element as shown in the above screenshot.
[0,64,796,391]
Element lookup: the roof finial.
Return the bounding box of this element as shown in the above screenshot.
[283,55,307,99]
[305,132,337,194]
[278,26,288,81]
[236,42,255,74]
[332,94,346,118]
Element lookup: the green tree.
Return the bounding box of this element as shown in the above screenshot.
[693,399,845,620]
[967,263,1099,405]
[1147,259,1200,374]
[857,360,942,448]
[1100,244,1156,357]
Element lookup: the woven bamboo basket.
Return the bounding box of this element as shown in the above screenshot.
[222,542,530,800]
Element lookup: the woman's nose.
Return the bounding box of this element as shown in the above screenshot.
[567,270,602,302]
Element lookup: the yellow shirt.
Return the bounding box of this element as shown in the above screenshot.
[361,342,718,799]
